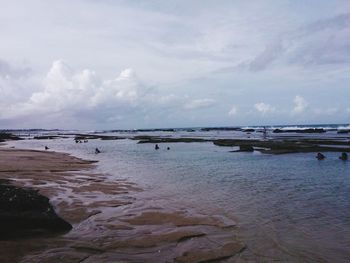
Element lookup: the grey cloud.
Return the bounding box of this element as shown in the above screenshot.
[216,12,350,74]
[283,13,350,66]
[248,41,284,71]
[0,59,31,78]
[0,60,220,129]
[301,13,350,34]
[1,1,349,128]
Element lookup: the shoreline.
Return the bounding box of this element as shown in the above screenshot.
[0,145,246,262]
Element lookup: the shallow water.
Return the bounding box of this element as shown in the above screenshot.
[9,131,350,262]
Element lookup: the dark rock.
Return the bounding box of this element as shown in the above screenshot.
[214,139,350,154]
[74,134,125,141]
[0,182,72,239]
[0,132,23,142]
[137,137,208,144]
[337,130,350,134]
[33,135,67,140]
[200,127,241,132]
[273,128,326,133]
[135,128,175,132]
[238,145,254,152]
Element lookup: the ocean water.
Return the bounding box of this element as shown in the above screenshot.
[8,127,350,262]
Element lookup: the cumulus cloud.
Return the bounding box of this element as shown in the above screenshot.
[228,106,238,116]
[0,59,36,111]
[35,61,140,112]
[254,102,275,114]
[1,2,349,128]
[0,60,222,128]
[0,60,147,122]
[184,98,216,110]
[292,95,308,114]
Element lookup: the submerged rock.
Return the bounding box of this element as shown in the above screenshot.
[238,145,254,152]
[0,181,72,239]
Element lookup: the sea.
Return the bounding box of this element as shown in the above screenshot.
[5,124,350,262]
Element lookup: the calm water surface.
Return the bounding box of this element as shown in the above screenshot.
[10,134,350,262]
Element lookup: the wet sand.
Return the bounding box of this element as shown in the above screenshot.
[0,147,246,262]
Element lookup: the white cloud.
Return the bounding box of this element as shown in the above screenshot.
[0,60,223,128]
[32,61,140,111]
[1,2,350,128]
[184,98,216,110]
[254,102,275,114]
[1,60,145,120]
[228,106,238,116]
[292,95,308,114]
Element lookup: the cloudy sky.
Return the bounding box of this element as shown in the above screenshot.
[1,0,350,129]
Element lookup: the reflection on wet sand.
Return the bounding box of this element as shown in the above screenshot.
[0,148,245,262]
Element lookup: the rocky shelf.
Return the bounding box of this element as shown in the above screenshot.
[0,179,72,239]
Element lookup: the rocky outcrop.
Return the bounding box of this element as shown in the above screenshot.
[238,145,254,152]
[273,128,326,133]
[0,132,23,142]
[0,180,72,239]
[337,130,350,134]
[137,137,209,143]
[214,139,350,154]
[200,127,241,131]
[33,135,68,140]
[74,134,125,141]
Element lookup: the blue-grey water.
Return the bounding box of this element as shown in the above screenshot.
[8,127,350,262]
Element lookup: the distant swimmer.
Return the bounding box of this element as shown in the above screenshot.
[95,148,101,154]
[155,144,159,150]
[167,147,170,150]
[339,152,348,161]
[45,146,49,150]
[316,152,325,160]
[263,126,267,139]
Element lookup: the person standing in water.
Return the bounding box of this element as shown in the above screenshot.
[263,126,267,139]
[316,153,325,160]
[339,152,348,160]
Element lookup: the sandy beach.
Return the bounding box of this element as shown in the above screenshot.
[0,146,245,262]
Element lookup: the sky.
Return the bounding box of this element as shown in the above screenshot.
[0,0,350,129]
